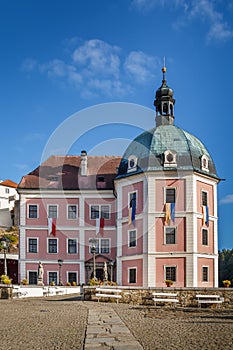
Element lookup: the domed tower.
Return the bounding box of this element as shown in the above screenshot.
[114,65,220,288]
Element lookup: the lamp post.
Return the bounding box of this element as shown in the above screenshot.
[1,237,10,276]
[58,259,63,285]
[90,239,97,280]
[109,259,114,283]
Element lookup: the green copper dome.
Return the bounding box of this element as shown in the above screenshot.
[117,66,218,180]
[116,124,218,179]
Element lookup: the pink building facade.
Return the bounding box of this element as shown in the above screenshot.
[17,67,220,287]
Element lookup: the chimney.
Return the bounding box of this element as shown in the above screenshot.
[80,150,87,176]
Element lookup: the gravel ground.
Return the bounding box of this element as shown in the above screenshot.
[0,295,87,350]
[112,304,233,350]
[1,296,233,350]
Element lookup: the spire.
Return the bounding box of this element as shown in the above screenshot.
[154,63,176,127]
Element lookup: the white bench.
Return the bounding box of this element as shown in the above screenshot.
[196,294,223,308]
[12,286,28,298]
[95,287,122,303]
[153,292,179,307]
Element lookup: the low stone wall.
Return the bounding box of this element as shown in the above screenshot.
[83,286,233,309]
[0,284,12,299]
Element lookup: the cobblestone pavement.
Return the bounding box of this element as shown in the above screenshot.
[112,304,233,350]
[1,296,233,350]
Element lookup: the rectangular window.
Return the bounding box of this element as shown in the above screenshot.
[68,272,77,284]
[67,205,77,219]
[202,229,208,245]
[166,188,176,203]
[28,238,38,253]
[28,205,38,219]
[5,188,9,194]
[90,205,110,220]
[129,192,137,208]
[48,239,57,253]
[89,238,110,254]
[101,239,110,254]
[68,239,77,254]
[89,239,100,254]
[128,230,137,247]
[49,272,58,285]
[202,266,208,282]
[101,205,110,219]
[129,268,136,283]
[165,227,176,244]
[165,266,176,282]
[48,205,58,218]
[202,191,208,206]
[28,271,37,285]
[91,205,99,219]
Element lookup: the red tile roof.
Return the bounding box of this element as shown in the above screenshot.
[18,155,121,190]
[0,179,18,188]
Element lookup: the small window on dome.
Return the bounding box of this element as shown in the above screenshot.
[127,155,137,173]
[164,150,177,168]
[201,155,209,173]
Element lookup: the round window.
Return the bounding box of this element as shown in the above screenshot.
[166,153,174,162]
[129,159,135,168]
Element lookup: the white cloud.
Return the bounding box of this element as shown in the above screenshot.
[124,51,159,84]
[24,39,160,98]
[132,0,233,43]
[72,39,120,79]
[220,194,233,205]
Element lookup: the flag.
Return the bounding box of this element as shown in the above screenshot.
[165,203,171,225]
[128,207,132,225]
[96,217,105,235]
[171,203,175,223]
[202,205,209,227]
[48,217,56,236]
[96,217,100,235]
[128,193,136,225]
[100,217,105,234]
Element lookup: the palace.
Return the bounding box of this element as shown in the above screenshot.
[17,66,219,287]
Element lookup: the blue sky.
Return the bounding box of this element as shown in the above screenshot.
[0,0,233,249]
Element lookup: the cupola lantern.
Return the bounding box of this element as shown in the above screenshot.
[154,65,176,127]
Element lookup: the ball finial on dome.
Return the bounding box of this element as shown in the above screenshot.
[162,66,166,73]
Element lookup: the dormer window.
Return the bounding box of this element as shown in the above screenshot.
[201,155,209,173]
[127,155,137,173]
[164,150,177,168]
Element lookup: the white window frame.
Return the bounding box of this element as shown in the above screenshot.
[88,238,111,255]
[164,265,177,282]
[128,191,137,208]
[27,237,39,253]
[27,204,39,219]
[164,150,177,168]
[47,237,58,254]
[67,204,78,220]
[202,266,209,282]
[127,155,137,173]
[128,229,137,248]
[201,190,208,206]
[128,267,137,284]
[67,271,78,284]
[201,155,209,172]
[164,226,176,245]
[202,228,208,246]
[89,204,111,220]
[67,238,78,254]
[164,187,176,204]
[48,271,58,285]
[47,204,59,219]
[28,270,38,285]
